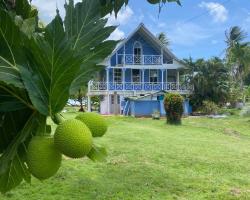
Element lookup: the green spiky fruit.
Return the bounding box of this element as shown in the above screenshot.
[147,0,159,4]
[76,112,108,137]
[54,119,93,158]
[26,136,62,180]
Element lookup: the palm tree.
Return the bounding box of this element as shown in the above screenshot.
[157,32,170,47]
[225,26,250,93]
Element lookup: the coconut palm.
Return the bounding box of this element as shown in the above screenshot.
[157,32,170,47]
[225,26,250,92]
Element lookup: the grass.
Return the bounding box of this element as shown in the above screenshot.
[1,113,250,200]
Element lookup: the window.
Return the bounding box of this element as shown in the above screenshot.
[132,69,141,83]
[113,68,122,83]
[150,69,158,83]
[133,42,142,64]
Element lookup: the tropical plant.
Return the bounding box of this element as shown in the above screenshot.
[0,0,118,193]
[70,86,87,112]
[225,26,250,93]
[164,93,184,125]
[157,32,170,47]
[183,57,230,110]
[199,100,219,115]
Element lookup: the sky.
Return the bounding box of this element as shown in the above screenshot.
[32,0,250,59]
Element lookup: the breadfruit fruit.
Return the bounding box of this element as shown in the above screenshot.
[26,136,62,180]
[76,112,108,137]
[54,119,93,158]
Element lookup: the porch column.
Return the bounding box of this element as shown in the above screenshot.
[87,95,91,112]
[177,70,180,91]
[166,69,168,83]
[123,44,126,67]
[122,68,126,91]
[142,68,145,90]
[161,69,164,90]
[107,93,110,115]
[106,68,109,91]
[161,48,163,65]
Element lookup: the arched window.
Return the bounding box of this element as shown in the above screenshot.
[133,41,142,64]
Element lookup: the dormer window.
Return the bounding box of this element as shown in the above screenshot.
[133,41,142,64]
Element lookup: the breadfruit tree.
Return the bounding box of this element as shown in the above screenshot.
[0,0,181,193]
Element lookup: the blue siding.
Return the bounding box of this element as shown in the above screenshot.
[125,98,192,117]
[126,33,159,55]
[131,100,160,117]
[144,69,149,82]
[110,32,162,66]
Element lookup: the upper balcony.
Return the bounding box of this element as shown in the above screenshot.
[88,81,193,95]
[115,54,173,66]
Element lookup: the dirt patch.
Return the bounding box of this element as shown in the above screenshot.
[223,128,241,137]
[230,188,241,196]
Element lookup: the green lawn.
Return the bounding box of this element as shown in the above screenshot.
[1,113,250,200]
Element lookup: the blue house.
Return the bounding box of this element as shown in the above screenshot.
[87,23,192,116]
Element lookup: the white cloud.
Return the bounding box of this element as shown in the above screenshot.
[167,22,212,46]
[32,0,81,23]
[199,1,228,23]
[108,28,125,40]
[107,6,134,26]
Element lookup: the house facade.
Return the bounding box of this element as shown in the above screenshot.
[87,23,192,116]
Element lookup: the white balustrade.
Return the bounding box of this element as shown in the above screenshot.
[88,81,193,93]
[117,54,163,65]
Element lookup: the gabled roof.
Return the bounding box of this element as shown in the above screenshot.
[108,23,180,62]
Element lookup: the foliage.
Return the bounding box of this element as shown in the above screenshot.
[0,0,117,193]
[70,86,87,112]
[164,93,184,125]
[199,100,219,115]
[183,57,230,110]
[225,26,250,92]
[157,32,170,47]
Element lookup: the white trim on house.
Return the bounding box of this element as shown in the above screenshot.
[113,68,122,83]
[149,69,159,83]
[107,23,184,67]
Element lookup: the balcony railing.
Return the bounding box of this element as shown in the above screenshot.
[88,81,193,93]
[116,54,162,65]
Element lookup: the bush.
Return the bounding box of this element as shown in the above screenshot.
[200,100,219,115]
[164,93,184,125]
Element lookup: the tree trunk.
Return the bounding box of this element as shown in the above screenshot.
[79,98,85,112]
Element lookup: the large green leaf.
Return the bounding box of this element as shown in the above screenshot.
[0,9,26,89]
[0,87,28,112]
[0,111,45,193]
[20,13,82,116]
[64,0,118,94]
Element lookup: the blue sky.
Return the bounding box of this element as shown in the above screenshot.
[32,0,250,59]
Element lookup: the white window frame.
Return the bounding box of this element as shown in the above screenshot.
[149,69,158,83]
[113,68,122,83]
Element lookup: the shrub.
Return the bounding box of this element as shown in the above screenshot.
[164,93,184,125]
[200,100,219,115]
